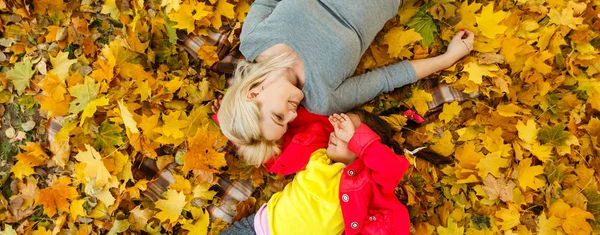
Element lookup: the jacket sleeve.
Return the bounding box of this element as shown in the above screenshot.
[265,122,332,175]
[348,124,410,193]
[240,0,282,41]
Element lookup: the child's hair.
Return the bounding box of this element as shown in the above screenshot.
[350,109,452,165]
[218,53,297,166]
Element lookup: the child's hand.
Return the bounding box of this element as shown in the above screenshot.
[211,94,223,113]
[446,29,474,60]
[328,113,356,142]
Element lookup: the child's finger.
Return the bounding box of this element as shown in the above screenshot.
[340,113,351,122]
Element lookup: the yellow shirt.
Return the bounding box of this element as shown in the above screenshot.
[267,149,345,235]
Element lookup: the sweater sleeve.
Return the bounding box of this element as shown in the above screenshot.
[312,60,417,115]
[348,124,410,193]
[240,0,282,41]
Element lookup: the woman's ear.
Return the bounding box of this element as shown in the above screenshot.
[246,89,260,101]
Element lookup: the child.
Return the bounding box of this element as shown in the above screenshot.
[220,110,413,235]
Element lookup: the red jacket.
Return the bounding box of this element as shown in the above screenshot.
[214,107,411,234]
[341,124,410,235]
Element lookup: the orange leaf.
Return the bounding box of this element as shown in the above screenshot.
[34,177,78,217]
[181,124,227,174]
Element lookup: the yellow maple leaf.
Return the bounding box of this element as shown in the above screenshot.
[479,127,512,157]
[477,151,509,178]
[235,0,250,22]
[522,51,555,77]
[169,174,192,195]
[496,103,521,117]
[383,27,422,59]
[198,44,219,67]
[455,142,484,170]
[537,212,560,235]
[37,93,71,118]
[182,124,227,173]
[80,97,109,126]
[154,111,188,139]
[165,76,184,92]
[476,4,508,39]
[45,26,60,43]
[75,144,112,187]
[516,158,545,190]
[39,72,67,101]
[118,101,140,134]
[21,142,49,159]
[500,36,525,63]
[531,143,553,163]
[562,206,594,234]
[161,0,180,13]
[182,209,210,234]
[406,88,433,116]
[495,204,520,231]
[462,62,499,84]
[34,177,78,217]
[49,51,77,82]
[455,1,482,32]
[69,199,87,221]
[456,126,480,141]
[548,8,584,29]
[134,80,151,101]
[68,76,100,114]
[140,114,160,138]
[439,101,462,123]
[516,119,538,145]
[429,130,455,157]
[154,189,186,225]
[100,0,120,19]
[11,158,36,179]
[436,218,464,235]
[169,3,195,33]
[211,0,236,29]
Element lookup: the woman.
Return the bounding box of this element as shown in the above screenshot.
[217,0,474,165]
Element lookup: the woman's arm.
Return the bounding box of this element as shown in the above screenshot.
[240,0,282,41]
[312,30,475,115]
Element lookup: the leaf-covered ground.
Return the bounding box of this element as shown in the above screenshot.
[1,0,600,234]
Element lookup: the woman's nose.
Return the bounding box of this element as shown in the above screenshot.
[288,110,298,122]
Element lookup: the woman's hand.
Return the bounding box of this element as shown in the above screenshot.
[446,29,474,60]
[328,113,356,142]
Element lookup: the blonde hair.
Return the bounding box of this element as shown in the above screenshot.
[218,53,297,166]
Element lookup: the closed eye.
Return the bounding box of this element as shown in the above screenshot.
[271,113,284,127]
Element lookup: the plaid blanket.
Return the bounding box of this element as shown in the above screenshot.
[47,29,478,224]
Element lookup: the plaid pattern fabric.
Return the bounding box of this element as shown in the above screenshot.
[422,78,480,113]
[178,29,244,74]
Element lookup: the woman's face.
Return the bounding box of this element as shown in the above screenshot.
[248,68,304,141]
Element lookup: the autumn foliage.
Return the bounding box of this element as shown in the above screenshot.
[1,0,600,234]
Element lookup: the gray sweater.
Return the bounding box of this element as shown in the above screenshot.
[239,0,417,115]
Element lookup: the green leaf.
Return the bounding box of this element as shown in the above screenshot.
[108,219,130,235]
[6,58,35,95]
[163,11,178,45]
[583,188,600,231]
[93,120,124,152]
[406,3,438,47]
[537,124,569,146]
[68,76,100,114]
